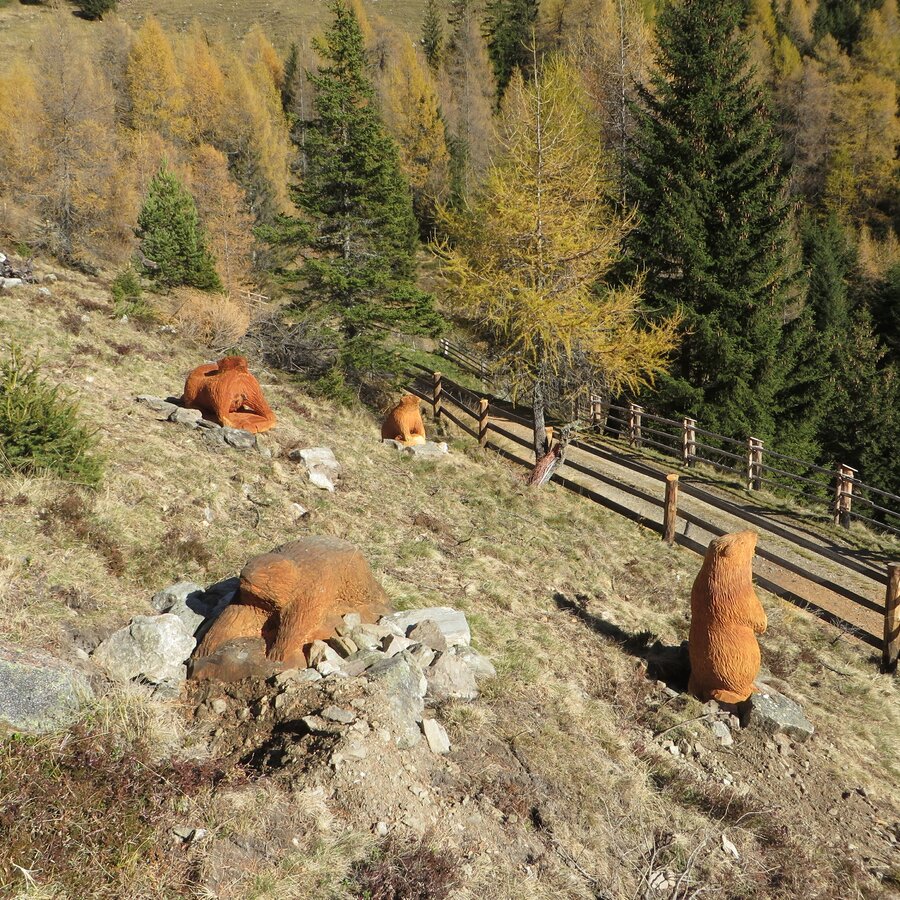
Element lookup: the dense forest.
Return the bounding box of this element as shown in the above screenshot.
[0,0,897,492]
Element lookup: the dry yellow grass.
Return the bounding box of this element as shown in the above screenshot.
[1,263,899,898]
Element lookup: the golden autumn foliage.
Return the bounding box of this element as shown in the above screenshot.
[244,24,285,92]
[382,36,449,218]
[438,57,679,414]
[180,24,229,144]
[127,16,189,139]
[187,144,256,294]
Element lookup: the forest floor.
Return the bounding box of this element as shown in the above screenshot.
[0,261,899,899]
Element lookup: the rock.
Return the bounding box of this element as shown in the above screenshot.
[384,439,450,459]
[342,612,362,630]
[327,636,358,658]
[274,668,321,686]
[709,720,734,748]
[407,620,448,653]
[348,628,381,652]
[741,686,814,742]
[317,660,347,677]
[382,635,414,657]
[422,718,451,754]
[189,637,283,683]
[43,273,57,284]
[151,581,207,633]
[37,286,52,299]
[322,705,356,725]
[168,407,204,428]
[290,447,342,491]
[426,652,479,702]
[211,698,228,715]
[452,645,496,680]
[406,645,436,669]
[366,653,426,749]
[136,395,180,415]
[0,278,23,290]
[92,614,195,689]
[341,650,387,677]
[222,427,257,451]
[380,608,471,648]
[309,640,344,669]
[289,503,309,520]
[0,645,93,734]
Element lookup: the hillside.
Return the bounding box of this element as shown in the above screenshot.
[1,262,899,899]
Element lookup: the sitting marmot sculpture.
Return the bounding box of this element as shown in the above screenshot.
[181,355,277,433]
[194,537,389,669]
[381,394,426,446]
[688,530,767,704]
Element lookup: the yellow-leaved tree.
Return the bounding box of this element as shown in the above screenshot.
[382,35,450,229]
[180,24,229,144]
[438,56,679,461]
[127,16,188,139]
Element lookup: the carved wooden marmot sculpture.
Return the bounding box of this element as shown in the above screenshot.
[194,537,390,669]
[181,355,277,434]
[688,531,767,704]
[381,393,427,446]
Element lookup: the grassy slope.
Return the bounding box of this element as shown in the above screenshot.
[0,266,899,898]
[0,0,423,60]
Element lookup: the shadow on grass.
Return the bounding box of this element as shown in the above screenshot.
[553,592,691,693]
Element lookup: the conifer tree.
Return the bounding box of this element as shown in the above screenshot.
[137,163,222,291]
[482,0,539,99]
[440,59,678,457]
[290,0,441,391]
[627,0,798,441]
[422,0,445,71]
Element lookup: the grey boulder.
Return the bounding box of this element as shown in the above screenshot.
[366,652,427,749]
[426,651,478,702]
[380,607,471,648]
[92,614,195,690]
[0,645,93,734]
[741,685,814,742]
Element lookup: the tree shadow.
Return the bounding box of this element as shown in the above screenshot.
[554,592,691,693]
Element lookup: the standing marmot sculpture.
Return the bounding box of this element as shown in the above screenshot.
[688,530,767,704]
[181,355,277,433]
[381,394,427,446]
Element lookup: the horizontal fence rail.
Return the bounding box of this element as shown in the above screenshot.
[412,369,900,673]
[434,340,900,538]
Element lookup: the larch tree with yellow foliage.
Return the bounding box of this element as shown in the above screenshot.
[438,56,678,460]
[180,25,229,144]
[127,17,188,140]
[382,36,450,232]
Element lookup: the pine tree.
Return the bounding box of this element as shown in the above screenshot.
[440,59,678,457]
[482,0,539,99]
[137,163,222,291]
[627,0,798,441]
[290,0,441,391]
[73,0,116,21]
[422,0,445,71]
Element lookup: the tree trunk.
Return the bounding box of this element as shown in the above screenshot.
[527,424,573,487]
[532,381,549,459]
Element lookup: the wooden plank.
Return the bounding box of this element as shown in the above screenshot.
[664,474,679,545]
[883,564,900,673]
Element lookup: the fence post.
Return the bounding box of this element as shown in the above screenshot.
[834,464,856,528]
[663,474,679,545]
[682,418,696,467]
[478,399,490,447]
[431,372,443,421]
[591,395,603,429]
[628,403,643,448]
[439,337,449,358]
[883,564,900,674]
[747,437,763,491]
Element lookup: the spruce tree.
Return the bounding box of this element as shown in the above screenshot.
[422,0,444,71]
[627,0,797,440]
[136,164,221,291]
[482,0,539,100]
[290,0,440,390]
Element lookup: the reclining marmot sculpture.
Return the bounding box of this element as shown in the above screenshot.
[181,355,277,433]
[194,537,389,669]
[381,394,426,446]
[688,530,767,704]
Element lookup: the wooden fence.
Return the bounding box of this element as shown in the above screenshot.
[410,367,900,674]
[436,338,900,539]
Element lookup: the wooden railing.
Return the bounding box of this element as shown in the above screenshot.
[436,339,900,539]
[409,368,900,674]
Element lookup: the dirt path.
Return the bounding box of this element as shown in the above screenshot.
[483,410,888,648]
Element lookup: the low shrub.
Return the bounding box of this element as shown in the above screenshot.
[352,835,460,900]
[0,344,102,485]
[111,264,155,322]
[73,0,117,19]
[167,288,250,348]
